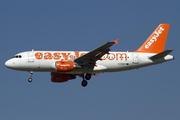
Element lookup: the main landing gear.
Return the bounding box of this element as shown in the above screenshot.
[81,80,88,87]
[80,73,92,87]
[28,71,33,82]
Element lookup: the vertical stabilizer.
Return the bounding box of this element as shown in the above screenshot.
[134,24,170,53]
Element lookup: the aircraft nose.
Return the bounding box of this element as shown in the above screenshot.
[5,60,10,68]
[5,59,13,68]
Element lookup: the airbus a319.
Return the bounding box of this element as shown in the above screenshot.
[5,24,174,87]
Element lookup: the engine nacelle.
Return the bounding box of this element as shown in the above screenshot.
[51,61,81,72]
[51,72,76,83]
[51,61,74,72]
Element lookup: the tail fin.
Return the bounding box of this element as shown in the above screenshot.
[134,24,170,53]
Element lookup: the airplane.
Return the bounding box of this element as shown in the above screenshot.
[5,23,174,87]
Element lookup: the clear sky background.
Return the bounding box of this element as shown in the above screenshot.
[0,0,179,120]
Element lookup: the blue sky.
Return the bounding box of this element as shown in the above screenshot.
[1,0,179,120]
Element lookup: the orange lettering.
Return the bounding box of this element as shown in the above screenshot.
[53,53,60,60]
[70,55,75,59]
[116,53,127,61]
[34,52,128,61]
[101,57,106,60]
[101,54,107,60]
[44,52,52,60]
[61,53,71,60]
[80,53,86,56]
[35,52,43,60]
[107,53,115,60]
[74,51,80,59]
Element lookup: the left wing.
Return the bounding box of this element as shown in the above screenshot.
[74,39,119,72]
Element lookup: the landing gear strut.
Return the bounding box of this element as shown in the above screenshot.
[28,71,33,82]
[80,73,92,87]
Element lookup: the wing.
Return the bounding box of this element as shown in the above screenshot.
[74,39,119,73]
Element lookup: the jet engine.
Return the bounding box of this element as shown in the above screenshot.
[51,72,76,83]
[51,61,78,72]
[56,61,74,72]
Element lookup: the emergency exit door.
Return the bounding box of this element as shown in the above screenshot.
[133,53,138,64]
[28,51,34,62]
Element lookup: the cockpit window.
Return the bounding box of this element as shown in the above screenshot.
[13,55,22,58]
[14,55,18,58]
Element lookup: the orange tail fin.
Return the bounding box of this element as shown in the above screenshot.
[134,24,170,53]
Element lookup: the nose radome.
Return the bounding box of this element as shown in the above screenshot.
[5,60,11,68]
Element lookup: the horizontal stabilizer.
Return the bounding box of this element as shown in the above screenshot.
[150,49,173,60]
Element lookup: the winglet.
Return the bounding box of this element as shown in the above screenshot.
[114,39,119,44]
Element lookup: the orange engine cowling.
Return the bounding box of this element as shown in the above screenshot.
[56,61,74,72]
[51,72,76,83]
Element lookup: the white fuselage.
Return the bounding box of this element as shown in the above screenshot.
[5,51,174,74]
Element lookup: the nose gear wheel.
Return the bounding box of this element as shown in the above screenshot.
[28,71,33,82]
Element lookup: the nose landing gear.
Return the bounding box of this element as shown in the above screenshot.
[28,71,33,82]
